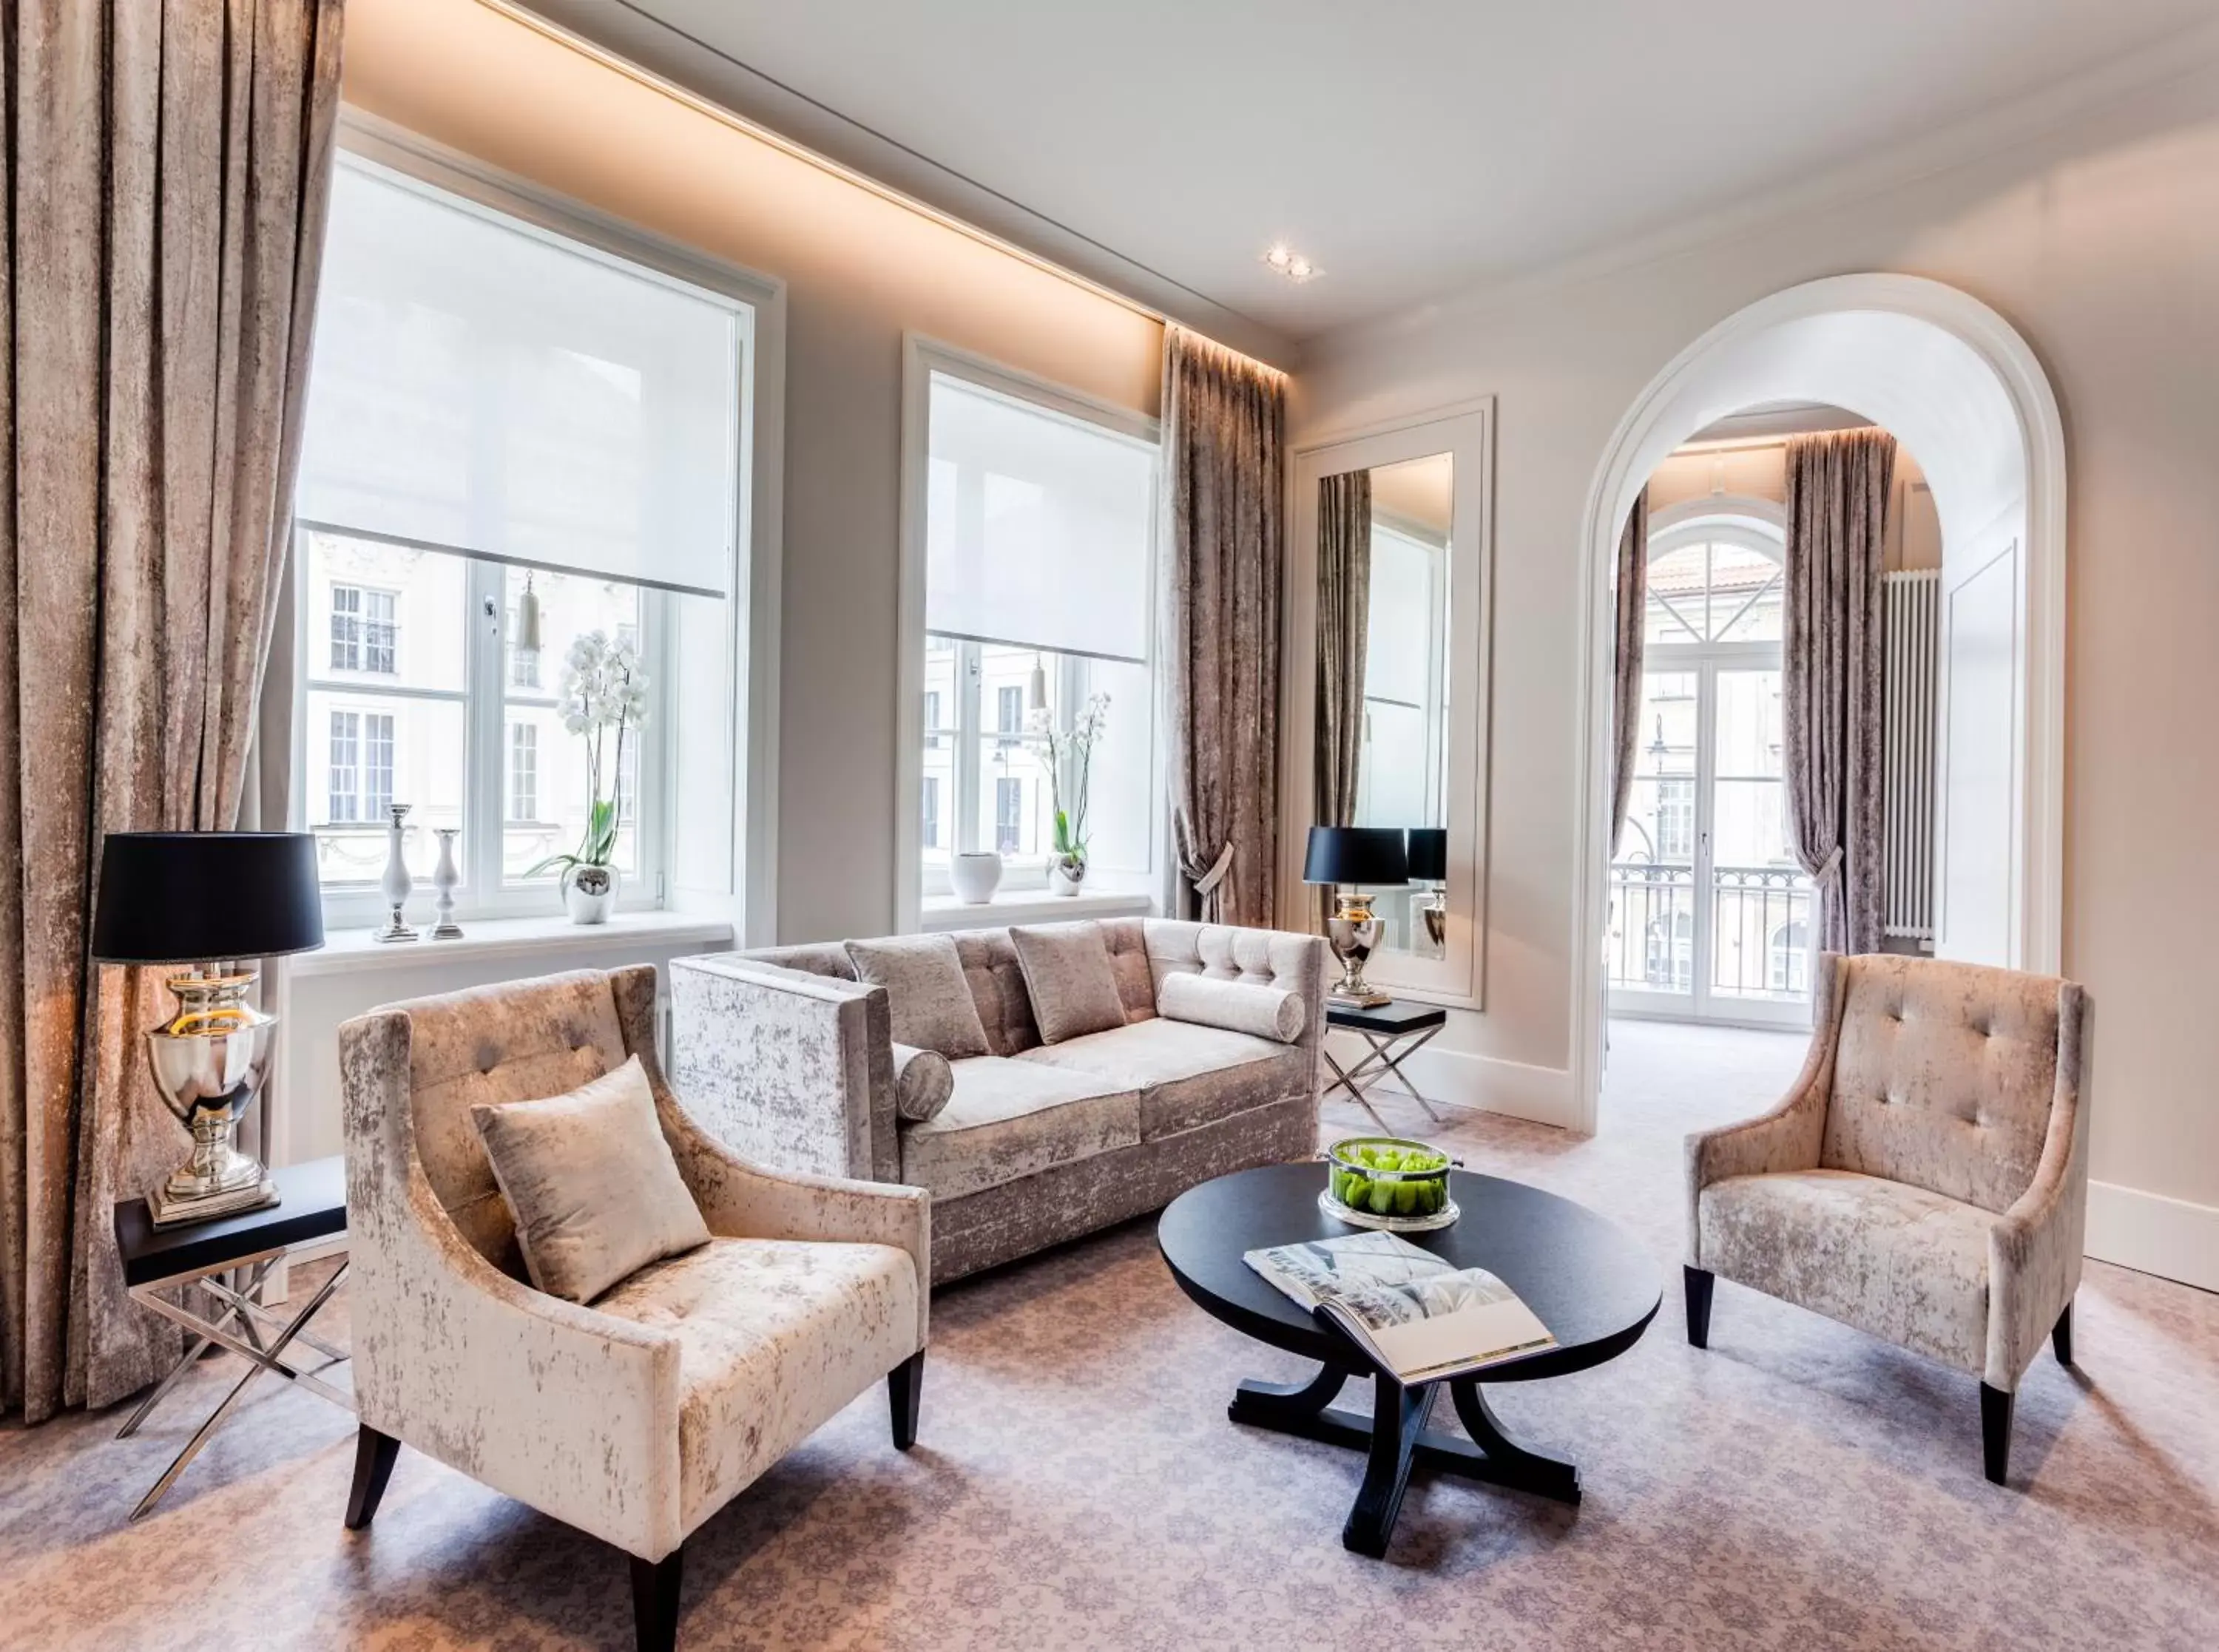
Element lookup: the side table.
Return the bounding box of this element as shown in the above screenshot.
[112,1154,351,1519]
[1323,1000,1449,1130]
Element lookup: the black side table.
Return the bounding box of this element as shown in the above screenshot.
[1323,999,1449,1129]
[112,1154,351,1519]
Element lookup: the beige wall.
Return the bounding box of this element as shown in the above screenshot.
[1645,444,1939,571]
[341,0,1163,943]
[1296,54,2219,1262]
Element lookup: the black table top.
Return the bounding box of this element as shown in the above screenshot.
[1158,1162,1660,1382]
[1326,999,1449,1034]
[115,1156,348,1288]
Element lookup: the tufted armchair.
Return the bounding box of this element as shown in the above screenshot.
[1685,952,2089,1485]
[338,967,930,1652]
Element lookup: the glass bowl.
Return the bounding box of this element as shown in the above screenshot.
[1320,1136,1460,1232]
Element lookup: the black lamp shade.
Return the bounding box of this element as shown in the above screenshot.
[91,832,326,964]
[1303,825,1409,887]
[1405,827,1448,883]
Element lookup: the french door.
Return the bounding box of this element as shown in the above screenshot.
[1608,645,1814,1028]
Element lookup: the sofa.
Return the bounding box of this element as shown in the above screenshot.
[670,918,1326,1282]
[1684,949,2090,1486]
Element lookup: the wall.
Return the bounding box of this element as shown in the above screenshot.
[341,0,1166,944]
[1295,52,2219,1283]
[1644,444,1939,572]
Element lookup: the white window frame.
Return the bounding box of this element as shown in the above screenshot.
[895,336,1164,929]
[293,112,788,942]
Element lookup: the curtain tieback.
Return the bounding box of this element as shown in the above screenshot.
[1191,842,1235,898]
[1813,847,1845,884]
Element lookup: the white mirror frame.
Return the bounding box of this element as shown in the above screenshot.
[1280,399,1495,1009]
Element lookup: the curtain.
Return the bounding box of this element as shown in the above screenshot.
[0,0,344,1424]
[1314,470,1372,828]
[1782,429,1897,956]
[1161,325,1286,927]
[1608,486,1648,850]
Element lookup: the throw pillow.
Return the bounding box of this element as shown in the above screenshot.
[1010,921,1128,1044]
[1158,971,1307,1043]
[471,1054,710,1304]
[845,933,993,1057]
[890,1041,956,1123]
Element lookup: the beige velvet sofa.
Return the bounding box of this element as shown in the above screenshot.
[338,967,930,1652]
[670,918,1326,1282]
[1685,950,2090,1486]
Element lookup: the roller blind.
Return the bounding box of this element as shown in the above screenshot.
[923,372,1157,664]
[296,157,743,599]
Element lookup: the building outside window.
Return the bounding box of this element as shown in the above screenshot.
[330,583,397,675]
[1655,776,1695,861]
[995,777,1022,855]
[327,708,394,823]
[508,722,538,822]
[921,776,941,850]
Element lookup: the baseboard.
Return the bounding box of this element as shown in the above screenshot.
[1325,1032,1578,1131]
[2085,1180,2219,1293]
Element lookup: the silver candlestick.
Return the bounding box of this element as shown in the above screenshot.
[376,803,418,942]
[430,827,464,939]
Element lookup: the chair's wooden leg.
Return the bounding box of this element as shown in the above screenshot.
[2051,1301,2074,1367]
[344,1426,402,1530]
[630,1548,683,1652]
[1683,1266,1715,1350]
[888,1350,925,1452]
[1980,1384,2013,1486]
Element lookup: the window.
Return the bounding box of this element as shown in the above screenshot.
[1769,921,1810,994]
[1656,778,1695,862]
[291,148,761,924]
[910,356,1161,903]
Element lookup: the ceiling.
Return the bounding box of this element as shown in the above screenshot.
[530,0,2218,345]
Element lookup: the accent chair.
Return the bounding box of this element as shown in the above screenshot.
[1684,950,2090,1486]
[337,966,930,1652]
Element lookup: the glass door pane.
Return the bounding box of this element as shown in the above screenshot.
[1608,668,1699,999]
[1709,667,1811,1005]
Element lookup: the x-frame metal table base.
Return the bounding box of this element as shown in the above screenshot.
[1323,1023,1447,1130]
[117,1251,354,1520]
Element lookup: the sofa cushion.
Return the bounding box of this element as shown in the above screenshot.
[899,1057,1139,1200]
[1101,918,1158,1023]
[1698,1169,1993,1376]
[950,929,1041,1055]
[470,1054,711,1304]
[845,933,992,1058]
[1157,972,1306,1043]
[1011,921,1129,1044]
[1017,1018,1308,1140]
[592,1236,918,1534]
[890,1042,954,1122]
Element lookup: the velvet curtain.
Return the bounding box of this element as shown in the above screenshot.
[0,0,344,1423]
[1313,470,1372,829]
[1781,429,1897,956]
[1608,486,1648,851]
[1161,325,1286,927]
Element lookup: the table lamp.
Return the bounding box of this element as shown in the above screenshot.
[1406,827,1448,955]
[91,832,325,1228]
[1303,826,1408,1007]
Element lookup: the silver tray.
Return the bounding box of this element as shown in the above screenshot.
[1318,1187,1461,1233]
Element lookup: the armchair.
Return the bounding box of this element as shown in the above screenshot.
[1685,951,2089,1486]
[338,967,929,1651]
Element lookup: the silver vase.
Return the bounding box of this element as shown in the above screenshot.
[376,803,417,942]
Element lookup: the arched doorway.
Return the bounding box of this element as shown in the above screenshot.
[1569,274,2066,1131]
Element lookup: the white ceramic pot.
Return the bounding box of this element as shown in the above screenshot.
[1050,856,1088,897]
[949,851,1003,904]
[562,863,618,924]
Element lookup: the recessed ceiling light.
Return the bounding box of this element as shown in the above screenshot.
[1262,243,1323,283]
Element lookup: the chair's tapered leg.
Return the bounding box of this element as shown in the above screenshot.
[888,1350,925,1452]
[630,1548,683,1652]
[1683,1266,1715,1350]
[344,1426,402,1530]
[1980,1383,2013,1486]
[2051,1301,2074,1367]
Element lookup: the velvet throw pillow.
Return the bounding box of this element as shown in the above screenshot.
[472,1054,710,1304]
[1010,921,1129,1044]
[1158,970,1307,1043]
[845,933,993,1058]
[889,1042,956,1122]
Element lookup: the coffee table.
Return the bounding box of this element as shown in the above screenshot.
[1158,1162,1659,1556]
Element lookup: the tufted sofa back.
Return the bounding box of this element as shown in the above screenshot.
[389,969,637,1277]
[1820,952,2081,1213]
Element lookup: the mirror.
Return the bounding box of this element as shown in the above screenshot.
[1313,451,1454,965]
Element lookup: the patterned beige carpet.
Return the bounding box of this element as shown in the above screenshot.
[2,1020,2215,1651]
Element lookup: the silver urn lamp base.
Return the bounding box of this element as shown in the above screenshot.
[1326,892,1392,1008]
[145,971,280,1228]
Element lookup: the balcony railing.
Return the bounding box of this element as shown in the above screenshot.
[1607,861,1813,998]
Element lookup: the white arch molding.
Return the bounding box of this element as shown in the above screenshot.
[1570,274,2066,1132]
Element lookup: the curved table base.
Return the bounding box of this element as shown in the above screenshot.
[1229,1363,1581,1557]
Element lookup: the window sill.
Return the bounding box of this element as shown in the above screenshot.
[919,887,1154,932]
[291,909,734,978]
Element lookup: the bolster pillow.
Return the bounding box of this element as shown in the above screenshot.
[890,1042,956,1122]
[1157,972,1306,1043]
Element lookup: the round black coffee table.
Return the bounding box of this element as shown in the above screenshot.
[1158,1162,1659,1556]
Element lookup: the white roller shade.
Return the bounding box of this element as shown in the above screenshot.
[924,372,1156,663]
[297,157,742,599]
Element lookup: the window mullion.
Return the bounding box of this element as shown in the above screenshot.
[466,559,506,905]
[954,641,983,854]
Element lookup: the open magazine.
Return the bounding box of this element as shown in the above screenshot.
[1244,1230,1556,1384]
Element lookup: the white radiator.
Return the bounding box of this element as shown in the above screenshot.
[1882,569,1939,942]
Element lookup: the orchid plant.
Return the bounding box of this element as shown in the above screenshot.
[1025,691,1110,877]
[528,629,648,887]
